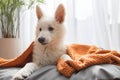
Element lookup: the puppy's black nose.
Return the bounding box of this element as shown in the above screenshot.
[38,37,45,43]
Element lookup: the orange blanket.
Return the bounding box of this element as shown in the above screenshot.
[57,44,120,77]
[0,42,120,78]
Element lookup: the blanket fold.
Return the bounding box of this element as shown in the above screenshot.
[0,42,120,77]
[0,42,33,67]
[57,44,120,77]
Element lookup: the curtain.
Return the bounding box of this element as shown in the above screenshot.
[76,0,111,48]
[74,0,120,50]
[110,0,120,50]
[19,0,120,53]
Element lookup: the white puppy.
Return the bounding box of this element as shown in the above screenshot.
[13,4,72,80]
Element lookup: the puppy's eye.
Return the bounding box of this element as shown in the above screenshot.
[40,28,42,31]
[48,26,54,31]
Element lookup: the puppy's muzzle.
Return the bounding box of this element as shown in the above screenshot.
[38,37,47,45]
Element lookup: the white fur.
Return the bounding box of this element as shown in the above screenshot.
[13,4,72,80]
[61,54,73,61]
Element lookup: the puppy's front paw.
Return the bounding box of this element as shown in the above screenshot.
[60,54,73,61]
[13,72,30,80]
[12,73,24,80]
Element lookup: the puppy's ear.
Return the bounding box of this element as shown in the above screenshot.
[55,4,65,23]
[36,5,43,20]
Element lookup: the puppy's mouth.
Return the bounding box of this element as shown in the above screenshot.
[40,42,48,45]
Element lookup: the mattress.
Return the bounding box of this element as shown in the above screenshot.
[0,64,120,80]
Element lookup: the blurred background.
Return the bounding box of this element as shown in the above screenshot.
[0,0,120,58]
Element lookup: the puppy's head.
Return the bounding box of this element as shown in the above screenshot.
[35,4,65,45]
